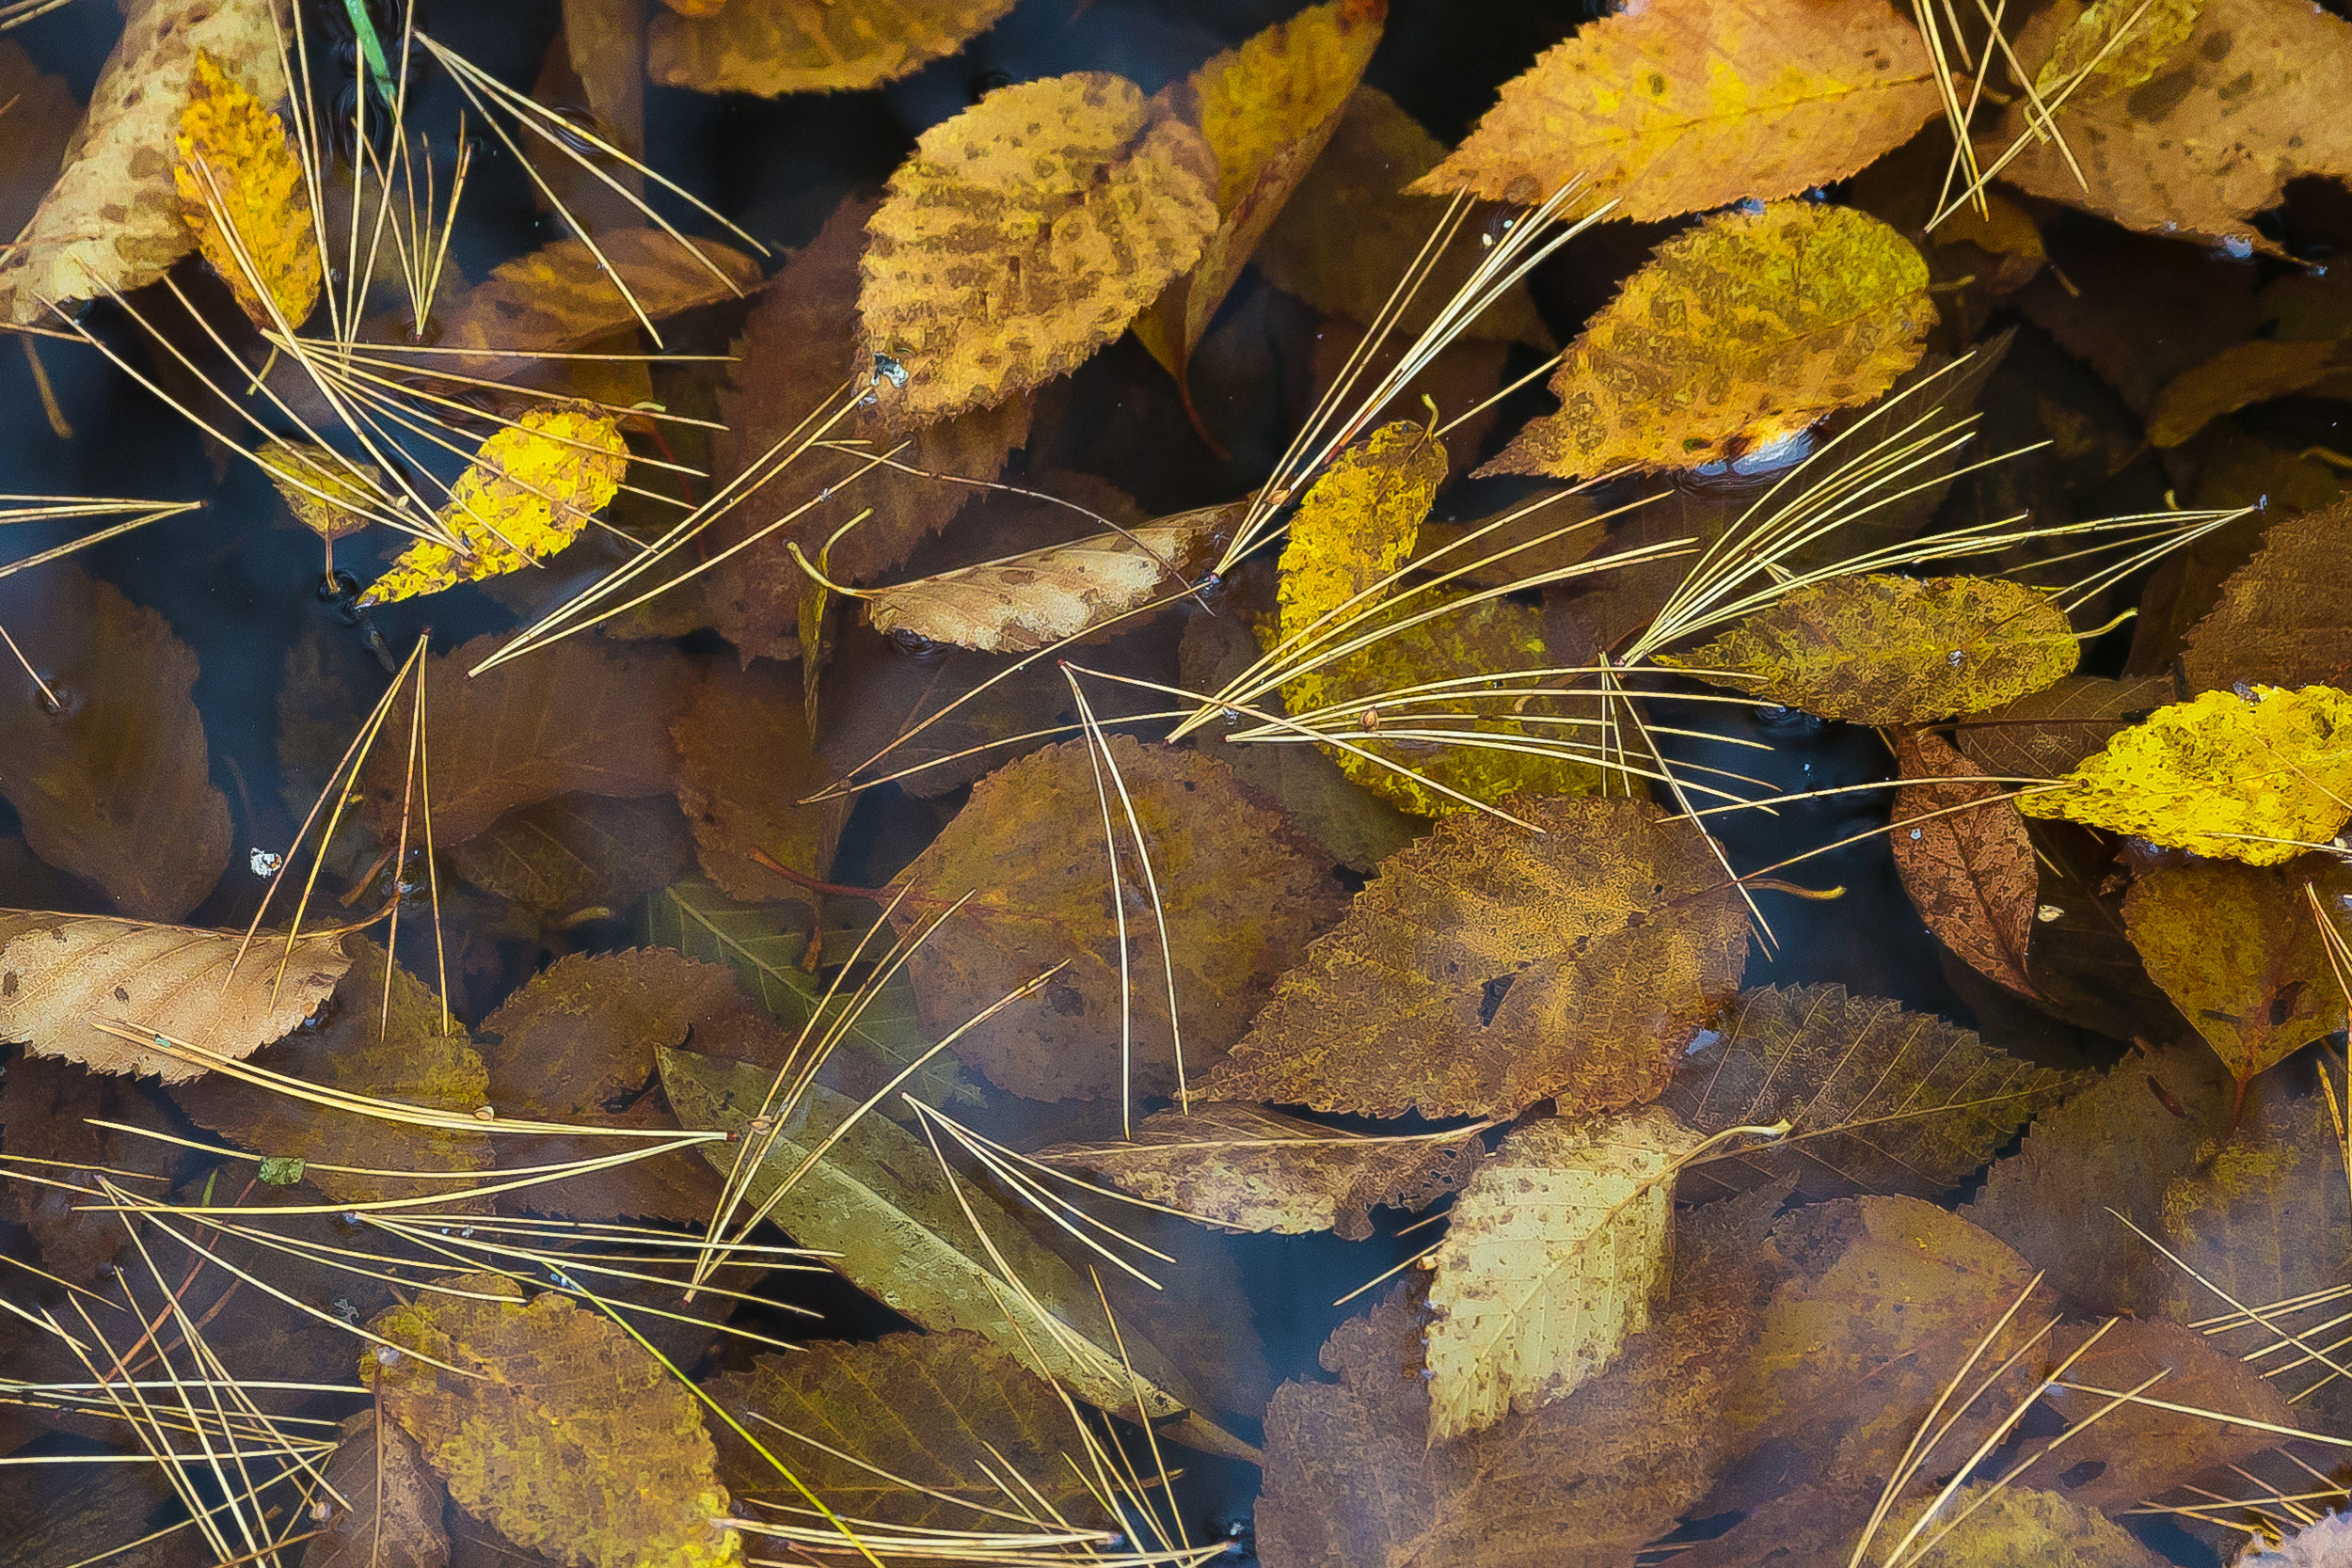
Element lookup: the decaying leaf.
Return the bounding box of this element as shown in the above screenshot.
[1658,575,2080,723]
[670,658,850,904]
[366,1273,742,1568]
[434,229,764,378]
[444,793,694,917]
[2123,856,2352,1101]
[1037,1101,1482,1240]
[1424,1106,1701,1440]
[858,72,1218,422]
[1883,1483,2171,1567]
[2017,684,2352,864]
[306,1412,452,1568]
[0,913,350,1083]
[258,440,379,543]
[1891,730,2040,997]
[358,404,631,608]
[173,50,319,331]
[1210,796,1749,1118]
[650,0,1019,94]
[0,1053,177,1285]
[1482,203,1933,477]
[0,567,230,921]
[1952,673,2176,782]
[1665,984,2079,1202]
[891,736,1344,1101]
[1413,0,1939,221]
[2147,337,2352,449]
[2180,499,2352,696]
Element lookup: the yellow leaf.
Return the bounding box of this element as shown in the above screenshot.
[173,50,320,332]
[857,72,1217,423]
[1483,202,1935,478]
[650,0,1020,95]
[1886,1483,2172,1567]
[1410,0,1941,222]
[2034,0,2207,97]
[358,404,630,608]
[1658,574,2081,723]
[255,439,378,543]
[2020,685,2352,863]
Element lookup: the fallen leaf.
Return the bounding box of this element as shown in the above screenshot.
[2148,338,2352,449]
[2017,684,2352,865]
[0,0,284,322]
[358,404,631,608]
[366,1272,742,1568]
[0,913,350,1083]
[0,1053,177,1284]
[0,567,230,921]
[1035,1101,1482,1240]
[306,1412,452,1568]
[2180,499,2352,696]
[891,736,1344,1101]
[857,72,1218,423]
[0,41,76,243]
[670,658,850,903]
[173,49,319,331]
[2123,856,2352,1102]
[433,230,763,380]
[1658,574,2081,723]
[1410,0,1941,221]
[444,793,694,917]
[1424,1106,1701,1440]
[0,1463,215,1568]
[650,0,1020,94]
[258,439,380,543]
[564,0,648,185]
[2015,223,2261,418]
[1481,203,1935,478]
[1664,983,2079,1202]
[1994,0,2352,248]
[1891,730,2040,997]
[1208,795,1749,1118]
[1882,1483,2171,1567]
[1951,673,2176,782]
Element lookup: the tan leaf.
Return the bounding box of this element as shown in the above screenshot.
[434,229,763,379]
[0,914,351,1083]
[2154,1088,2350,1348]
[1424,1106,1700,1440]
[670,658,850,903]
[1480,202,1935,478]
[650,0,1019,94]
[1208,796,1749,1119]
[1951,673,2176,781]
[306,1413,451,1568]
[258,439,380,543]
[2180,499,2352,695]
[1891,730,2039,996]
[1036,1101,1482,1240]
[858,72,1218,423]
[1412,0,1940,222]
[1882,1484,2170,1567]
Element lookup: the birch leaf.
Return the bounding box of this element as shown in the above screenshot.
[306,1413,451,1568]
[1883,1485,2170,1567]
[0,1054,177,1284]
[2153,1089,2351,1345]
[1657,575,2080,723]
[670,658,850,904]
[858,72,1217,422]
[444,794,693,918]
[2017,684,2352,864]
[258,440,379,543]
[436,230,764,377]
[650,0,1019,94]
[1951,673,2175,782]
[0,913,350,1083]
[1891,730,2039,997]
[1483,203,1934,478]
[2180,499,2352,695]
[173,50,319,331]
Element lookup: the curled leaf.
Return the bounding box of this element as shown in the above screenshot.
[173,49,320,331]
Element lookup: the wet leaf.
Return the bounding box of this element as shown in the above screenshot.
[1952,673,2177,782]
[671,658,850,903]
[858,72,1217,423]
[0,567,230,921]
[2245,1513,2352,1565]
[2017,684,2352,865]
[2147,338,2352,449]
[445,793,694,917]
[365,1272,742,1568]
[1658,575,2081,724]
[891,736,1345,1101]
[1209,795,1749,1119]
[1665,984,2080,1202]
[173,50,319,331]
[2123,856,2352,1099]
[2180,499,2352,696]
[1424,1106,1700,1440]
[701,1331,1098,1528]
[1891,730,2040,997]
[435,230,763,379]
[1036,1101,1481,1240]
[358,404,631,607]
[0,913,350,1083]
[306,1412,452,1568]
[0,1464,210,1568]
[0,41,76,243]
[0,1053,176,1284]
[1883,1484,2170,1567]
[650,0,1019,94]
[0,0,284,322]
[258,440,380,543]
[1412,0,1940,222]
[1482,203,1934,478]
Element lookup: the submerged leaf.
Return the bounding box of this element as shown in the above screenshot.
[2180,499,2352,695]
[1883,1484,2170,1567]
[258,440,380,543]
[670,658,850,904]
[650,0,1020,94]
[306,1413,451,1568]
[1209,796,1749,1118]
[1659,575,2080,723]
[0,1053,177,1284]
[1952,673,2176,782]
[1891,731,2040,998]
[444,794,693,917]
[436,230,762,367]
[173,50,319,331]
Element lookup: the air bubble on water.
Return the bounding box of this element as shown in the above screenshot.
[249,847,283,879]
[1909,827,1923,840]
[2037,903,2065,923]
[374,1344,402,1366]
[872,353,909,388]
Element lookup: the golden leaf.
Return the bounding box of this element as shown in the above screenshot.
[2017,684,2352,863]
[2180,498,2352,695]
[1658,574,2080,723]
[172,49,319,331]
[1883,1484,2171,1567]
[256,439,378,543]
[1424,1107,1700,1440]
[650,0,1020,95]
[0,912,351,1083]
[1481,202,1935,478]
[1208,796,1749,1119]
[1411,0,1940,222]
[857,72,1217,422]
[366,1273,742,1568]
[435,229,764,377]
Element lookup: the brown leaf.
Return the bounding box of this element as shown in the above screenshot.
[0,1464,211,1568]
[0,1053,177,1284]
[858,72,1218,423]
[650,0,1020,94]
[0,913,351,1083]
[2148,337,2352,449]
[2015,223,2261,417]
[0,567,230,922]
[444,793,694,917]
[1891,730,2039,997]
[432,230,761,383]
[1209,795,1749,1119]
[363,633,690,844]
[1881,1484,2172,1567]
[670,658,850,903]
[0,41,79,242]
[2180,499,2352,696]
[1951,673,2177,782]
[892,736,1344,1101]
[1411,0,1940,222]
[563,0,648,175]
[305,1412,452,1568]
[1035,1101,1481,1240]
